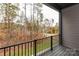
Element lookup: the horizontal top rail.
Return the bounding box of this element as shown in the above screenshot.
[0,34,58,50]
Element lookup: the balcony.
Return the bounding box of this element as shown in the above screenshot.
[0,3,79,56]
[0,34,79,56]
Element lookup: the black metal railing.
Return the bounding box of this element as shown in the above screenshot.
[0,35,59,56]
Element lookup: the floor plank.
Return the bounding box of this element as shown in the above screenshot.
[41,45,79,56]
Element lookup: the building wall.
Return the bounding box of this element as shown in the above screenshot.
[62,4,79,49]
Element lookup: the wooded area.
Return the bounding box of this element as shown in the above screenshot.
[0,3,59,48]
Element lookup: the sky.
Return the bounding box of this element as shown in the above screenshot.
[23,4,59,26]
[42,4,59,26]
[19,3,59,26]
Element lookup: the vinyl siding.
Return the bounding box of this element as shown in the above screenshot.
[62,4,79,49]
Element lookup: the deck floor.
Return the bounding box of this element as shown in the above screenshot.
[41,45,79,56]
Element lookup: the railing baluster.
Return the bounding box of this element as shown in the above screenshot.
[41,39,43,51]
[33,40,37,56]
[32,42,33,55]
[14,46,15,56]
[51,36,53,51]
[28,43,29,56]
[4,48,6,56]
[9,47,11,56]
[18,45,19,56]
[30,42,32,55]
[25,43,26,56]
[42,39,43,52]
[21,44,23,56]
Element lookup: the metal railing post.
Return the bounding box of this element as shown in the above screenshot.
[33,40,37,56]
[4,48,6,56]
[50,36,53,51]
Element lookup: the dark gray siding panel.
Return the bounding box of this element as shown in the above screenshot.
[62,4,79,50]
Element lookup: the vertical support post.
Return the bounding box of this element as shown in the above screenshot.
[50,36,53,51]
[59,10,63,45]
[4,48,6,56]
[33,40,37,56]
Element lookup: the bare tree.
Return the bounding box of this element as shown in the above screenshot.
[0,3,19,46]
